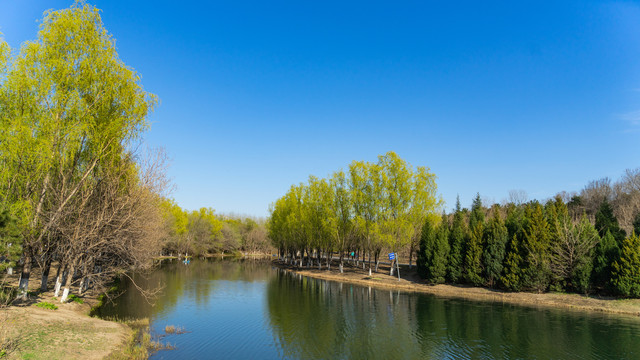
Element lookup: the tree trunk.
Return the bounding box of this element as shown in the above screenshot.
[40,258,52,292]
[326,250,331,270]
[79,276,88,295]
[54,266,67,298]
[375,252,379,272]
[390,259,395,276]
[17,251,32,300]
[339,252,344,274]
[60,264,75,303]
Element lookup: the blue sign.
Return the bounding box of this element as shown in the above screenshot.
[388,252,395,260]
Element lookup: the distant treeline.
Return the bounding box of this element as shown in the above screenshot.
[418,169,640,297]
[159,200,271,257]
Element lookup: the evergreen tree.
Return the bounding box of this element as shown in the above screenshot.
[545,197,568,291]
[483,207,508,287]
[595,200,626,244]
[611,233,640,297]
[545,196,567,245]
[522,202,551,292]
[431,214,450,284]
[633,212,640,236]
[463,194,485,285]
[418,215,450,283]
[505,203,524,244]
[469,193,484,230]
[464,222,484,286]
[591,230,619,292]
[501,234,523,291]
[567,216,599,293]
[417,218,436,279]
[447,197,466,283]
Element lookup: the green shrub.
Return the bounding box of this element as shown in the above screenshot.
[35,302,58,310]
[67,294,84,304]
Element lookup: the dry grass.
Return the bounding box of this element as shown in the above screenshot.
[0,291,129,360]
[164,325,175,334]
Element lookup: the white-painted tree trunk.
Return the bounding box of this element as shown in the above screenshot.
[339,263,343,274]
[7,267,12,275]
[54,274,62,297]
[61,287,70,303]
[390,259,395,276]
[60,265,74,303]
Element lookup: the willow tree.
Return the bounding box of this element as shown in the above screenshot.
[303,176,333,268]
[377,152,414,278]
[377,152,440,279]
[329,171,354,273]
[349,160,381,275]
[0,2,156,299]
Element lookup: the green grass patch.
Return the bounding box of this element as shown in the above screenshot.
[67,294,84,304]
[35,302,58,310]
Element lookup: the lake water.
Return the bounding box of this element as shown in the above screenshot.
[95,259,640,359]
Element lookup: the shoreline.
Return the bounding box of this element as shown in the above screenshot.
[273,260,640,318]
[0,291,131,359]
[0,269,138,360]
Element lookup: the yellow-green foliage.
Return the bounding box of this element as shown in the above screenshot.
[612,233,640,297]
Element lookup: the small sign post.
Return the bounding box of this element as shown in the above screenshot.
[388,252,400,280]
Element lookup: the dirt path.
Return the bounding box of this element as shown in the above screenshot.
[276,260,640,318]
[0,293,130,360]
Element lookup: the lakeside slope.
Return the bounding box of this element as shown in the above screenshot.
[0,290,130,360]
[274,260,640,317]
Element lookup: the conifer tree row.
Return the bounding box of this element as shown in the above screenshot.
[417,193,640,297]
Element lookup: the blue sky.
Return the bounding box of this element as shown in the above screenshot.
[1,1,639,217]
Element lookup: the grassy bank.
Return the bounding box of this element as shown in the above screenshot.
[0,295,130,359]
[274,260,640,318]
[0,269,169,360]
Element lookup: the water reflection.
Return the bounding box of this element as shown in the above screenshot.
[95,258,272,320]
[266,269,640,359]
[96,260,640,359]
